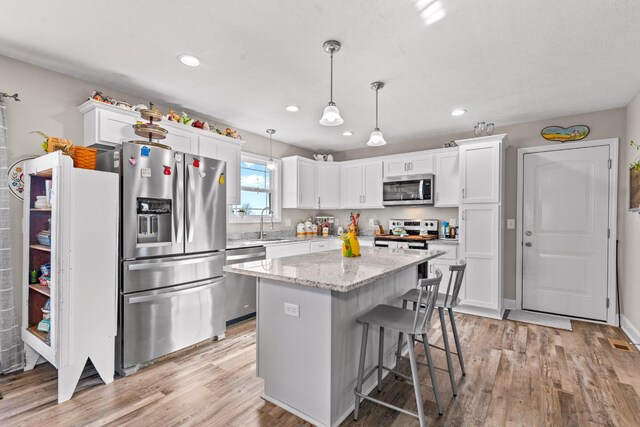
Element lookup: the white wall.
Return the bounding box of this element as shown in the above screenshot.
[334,108,627,301]
[621,92,640,337]
[0,55,314,323]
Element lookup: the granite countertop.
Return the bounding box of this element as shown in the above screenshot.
[223,246,445,292]
[431,239,459,246]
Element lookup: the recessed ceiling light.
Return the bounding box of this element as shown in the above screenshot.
[177,54,200,67]
[286,105,301,112]
[342,131,353,136]
[451,109,467,117]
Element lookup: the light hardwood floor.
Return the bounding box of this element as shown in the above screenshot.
[1,314,639,426]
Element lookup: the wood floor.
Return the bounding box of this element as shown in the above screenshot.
[1,314,639,426]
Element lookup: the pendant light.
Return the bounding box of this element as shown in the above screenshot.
[266,129,277,170]
[367,81,387,146]
[319,40,344,126]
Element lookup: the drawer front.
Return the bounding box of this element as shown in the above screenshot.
[428,244,457,260]
[122,277,225,370]
[310,240,331,252]
[123,252,225,293]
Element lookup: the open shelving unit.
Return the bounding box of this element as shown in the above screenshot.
[21,152,119,403]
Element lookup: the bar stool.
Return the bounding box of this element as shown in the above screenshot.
[353,271,443,427]
[398,261,467,397]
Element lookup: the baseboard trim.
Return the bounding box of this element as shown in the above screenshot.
[455,304,503,320]
[621,314,640,350]
[503,298,517,310]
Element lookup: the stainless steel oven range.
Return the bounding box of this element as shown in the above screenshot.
[98,142,227,376]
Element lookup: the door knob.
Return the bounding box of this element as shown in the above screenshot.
[525,242,532,247]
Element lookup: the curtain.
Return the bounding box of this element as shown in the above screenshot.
[0,96,23,373]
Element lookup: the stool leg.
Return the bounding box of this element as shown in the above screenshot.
[422,333,443,415]
[354,322,369,421]
[395,300,407,377]
[378,326,385,392]
[448,307,466,376]
[438,307,457,396]
[406,334,426,427]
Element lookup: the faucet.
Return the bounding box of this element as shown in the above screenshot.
[259,207,274,239]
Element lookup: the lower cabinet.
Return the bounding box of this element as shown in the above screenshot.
[458,204,501,316]
[427,243,458,294]
[266,242,310,259]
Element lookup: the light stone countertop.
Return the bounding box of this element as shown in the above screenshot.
[223,246,445,292]
[226,235,375,250]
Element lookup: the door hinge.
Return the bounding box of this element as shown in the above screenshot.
[608,159,612,169]
[606,297,610,308]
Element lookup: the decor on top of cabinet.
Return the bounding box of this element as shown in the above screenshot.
[541,125,589,142]
[31,131,97,170]
[473,121,495,137]
[313,154,334,161]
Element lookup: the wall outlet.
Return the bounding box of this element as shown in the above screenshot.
[284,302,299,317]
[507,219,516,229]
[368,218,378,227]
[285,218,292,227]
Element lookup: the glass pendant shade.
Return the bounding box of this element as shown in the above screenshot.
[266,159,277,170]
[319,103,344,126]
[366,129,387,146]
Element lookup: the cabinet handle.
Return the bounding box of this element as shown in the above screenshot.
[462,210,465,221]
[436,192,439,203]
[404,163,407,171]
[408,162,412,171]
[363,195,366,204]
[318,196,321,208]
[461,188,465,199]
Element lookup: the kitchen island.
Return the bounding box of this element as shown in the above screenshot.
[224,246,444,427]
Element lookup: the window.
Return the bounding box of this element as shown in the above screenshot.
[229,153,281,223]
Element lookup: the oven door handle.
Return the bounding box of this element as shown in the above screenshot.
[126,277,225,304]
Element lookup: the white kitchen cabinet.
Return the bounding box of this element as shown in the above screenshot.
[310,240,332,252]
[163,123,198,154]
[427,243,458,295]
[459,139,500,204]
[458,204,500,311]
[317,163,341,209]
[198,134,243,206]
[454,134,506,319]
[384,153,434,177]
[340,160,383,209]
[434,150,459,207]
[266,241,310,259]
[282,157,317,209]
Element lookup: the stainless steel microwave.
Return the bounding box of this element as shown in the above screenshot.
[382,174,434,206]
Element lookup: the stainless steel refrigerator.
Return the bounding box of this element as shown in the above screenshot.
[98,141,226,376]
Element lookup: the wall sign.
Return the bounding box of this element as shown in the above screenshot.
[541,125,590,143]
[7,156,37,200]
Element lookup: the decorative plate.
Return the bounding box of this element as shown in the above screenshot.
[541,125,590,143]
[7,156,36,200]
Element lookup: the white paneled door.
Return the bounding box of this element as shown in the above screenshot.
[522,146,610,320]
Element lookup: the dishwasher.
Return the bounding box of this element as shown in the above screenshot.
[225,245,266,324]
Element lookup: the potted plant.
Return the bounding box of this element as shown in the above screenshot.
[233,203,252,218]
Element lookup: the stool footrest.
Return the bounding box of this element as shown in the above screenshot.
[354,389,419,419]
[395,354,451,374]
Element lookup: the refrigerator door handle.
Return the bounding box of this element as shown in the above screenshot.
[186,164,196,243]
[127,253,224,271]
[173,158,183,244]
[126,277,225,304]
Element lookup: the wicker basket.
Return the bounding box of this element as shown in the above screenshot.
[70,146,97,170]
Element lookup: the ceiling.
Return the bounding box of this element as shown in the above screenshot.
[1,1,640,152]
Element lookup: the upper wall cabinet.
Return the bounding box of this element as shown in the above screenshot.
[434,149,459,207]
[198,134,242,206]
[384,153,434,177]
[459,139,501,204]
[282,157,341,210]
[79,100,243,205]
[340,160,383,209]
[282,157,317,209]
